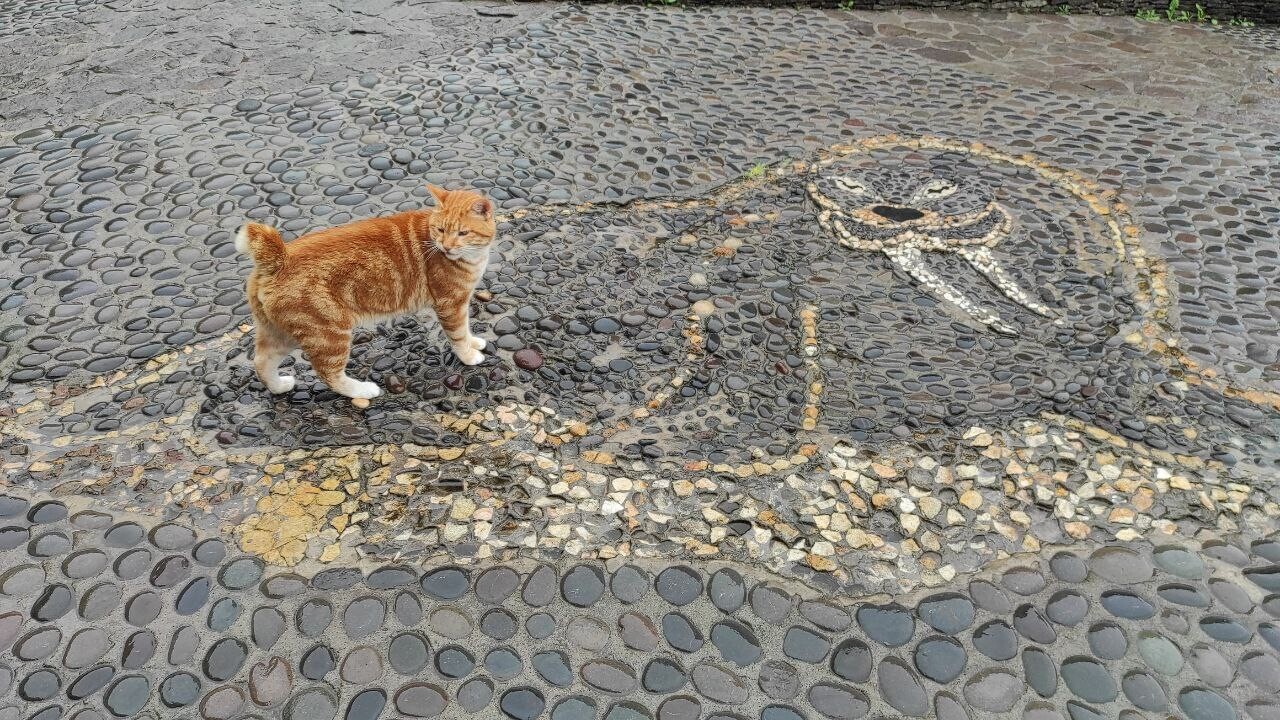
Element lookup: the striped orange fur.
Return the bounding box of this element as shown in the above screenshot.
[235,185,495,400]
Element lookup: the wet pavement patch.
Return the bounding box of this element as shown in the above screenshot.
[1,4,1279,720]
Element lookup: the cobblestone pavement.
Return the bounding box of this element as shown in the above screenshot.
[2,3,1280,720]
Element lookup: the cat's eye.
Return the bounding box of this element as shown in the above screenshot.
[913,179,958,201]
[833,176,868,195]
[457,230,469,237]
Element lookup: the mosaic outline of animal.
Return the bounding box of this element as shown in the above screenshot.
[806,168,1061,334]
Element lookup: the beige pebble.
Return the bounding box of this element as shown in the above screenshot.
[351,398,370,409]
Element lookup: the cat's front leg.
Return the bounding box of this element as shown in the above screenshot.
[438,299,486,366]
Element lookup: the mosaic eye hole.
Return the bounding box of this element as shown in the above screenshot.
[833,176,868,195]
[913,179,958,201]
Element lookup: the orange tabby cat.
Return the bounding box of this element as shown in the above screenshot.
[235,185,495,400]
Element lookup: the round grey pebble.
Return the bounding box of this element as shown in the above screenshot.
[421,567,470,599]
[964,669,1023,712]
[344,597,387,639]
[758,660,800,699]
[711,620,762,666]
[526,612,556,640]
[619,612,660,651]
[458,678,493,713]
[809,683,870,720]
[1061,656,1118,703]
[429,606,472,639]
[1089,547,1153,583]
[657,696,701,720]
[562,565,606,607]
[388,632,431,675]
[799,600,849,631]
[552,696,596,720]
[475,567,520,603]
[285,686,338,720]
[341,646,383,684]
[655,566,702,606]
[610,565,651,604]
[568,616,610,650]
[522,565,557,606]
[395,683,448,717]
[582,659,638,694]
[750,584,792,622]
[662,612,704,653]
[878,657,928,717]
[690,663,748,705]
[782,625,829,664]
[916,593,974,634]
[857,603,914,647]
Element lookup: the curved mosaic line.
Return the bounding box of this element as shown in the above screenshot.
[1,493,1279,720]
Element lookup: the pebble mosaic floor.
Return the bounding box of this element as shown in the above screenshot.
[1,495,1279,720]
[2,3,1280,720]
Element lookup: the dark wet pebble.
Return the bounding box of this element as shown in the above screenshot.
[916,593,974,634]
[562,565,606,607]
[421,567,470,599]
[501,688,546,720]
[809,683,870,720]
[831,639,873,683]
[857,603,914,647]
[914,636,967,683]
[662,612,704,653]
[655,566,703,605]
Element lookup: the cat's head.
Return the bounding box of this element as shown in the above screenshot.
[427,185,496,261]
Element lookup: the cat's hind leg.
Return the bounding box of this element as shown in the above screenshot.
[254,322,298,394]
[247,273,298,394]
[293,319,381,399]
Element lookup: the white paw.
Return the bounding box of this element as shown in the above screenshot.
[349,381,382,399]
[466,336,487,351]
[265,375,295,394]
[333,376,382,399]
[455,346,484,366]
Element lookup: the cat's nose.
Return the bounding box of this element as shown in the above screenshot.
[871,205,924,223]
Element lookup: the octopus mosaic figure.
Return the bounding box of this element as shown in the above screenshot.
[807,165,1062,334]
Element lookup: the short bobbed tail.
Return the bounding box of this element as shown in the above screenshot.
[235,223,286,275]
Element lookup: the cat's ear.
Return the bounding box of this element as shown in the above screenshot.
[427,185,449,205]
[471,195,493,219]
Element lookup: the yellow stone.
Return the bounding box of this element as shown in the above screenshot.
[870,463,896,478]
[1109,507,1136,524]
[320,543,342,563]
[959,490,982,510]
[438,447,464,460]
[315,490,345,506]
[1064,522,1091,539]
[805,554,837,572]
[239,529,276,554]
[277,539,306,565]
[583,450,614,465]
